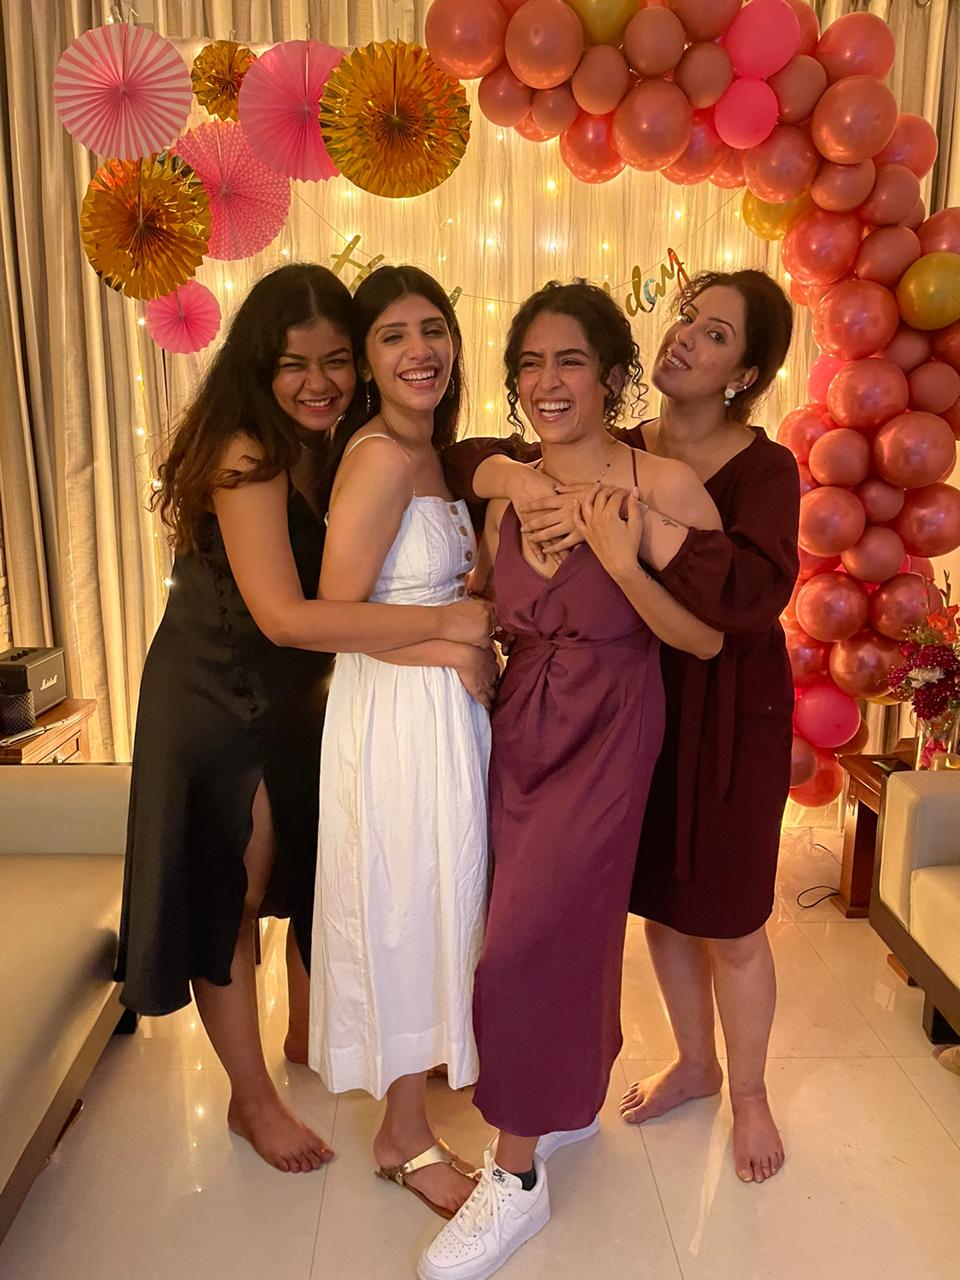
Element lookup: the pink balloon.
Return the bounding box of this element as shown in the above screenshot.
[909,555,936,581]
[813,279,899,360]
[515,110,552,142]
[815,12,895,82]
[840,527,907,585]
[478,62,532,126]
[829,627,902,698]
[858,164,922,228]
[855,226,922,288]
[808,427,871,487]
[797,548,839,580]
[869,572,939,639]
[768,54,828,125]
[794,680,862,748]
[571,45,630,117]
[873,411,957,489]
[667,0,744,42]
[808,353,847,403]
[876,114,939,179]
[932,320,960,373]
[613,79,692,172]
[531,84,578,136]
[782,0,821,55]
[811,76,898,165]
[743,124,819,203]
[904,200,926,232]
[790,747,845,807]
[623,8,687,78]
[796,572,869,642]
[782,207,862,287]
[674,41,734,110]
[505,0,584,90]
[560,111,625,184]
[918,208,960,256]
[784,619,831,684]
[909,362,960,415]
[425,0,507,79]
[882,326,932,375]
[894,483,960,557]
[826,358,909,434]
[777,404,833,463]
[714,79,779,151]
[797,464,818,497]
[724,0,800,80]
[799,486,867,556]
[811,158,876,213]
[662,112,724,185]
[855,476,905,523]
[710,145,745,189]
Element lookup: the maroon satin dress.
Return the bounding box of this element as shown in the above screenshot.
[471,497,664,1137]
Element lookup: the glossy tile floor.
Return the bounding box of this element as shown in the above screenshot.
[3,825,960,1280]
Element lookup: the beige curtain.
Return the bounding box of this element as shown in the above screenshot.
[0,0,957,761]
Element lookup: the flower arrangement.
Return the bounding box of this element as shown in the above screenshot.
[890,574,960,768]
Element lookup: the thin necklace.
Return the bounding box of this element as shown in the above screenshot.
[545,440,617,486]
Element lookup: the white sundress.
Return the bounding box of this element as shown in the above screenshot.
[308,437,491,1098]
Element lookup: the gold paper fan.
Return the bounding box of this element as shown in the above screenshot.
[192,40,257,121]
[80,153,211,300]
[319,40,470,199]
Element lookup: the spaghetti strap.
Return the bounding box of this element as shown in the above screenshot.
[343,432,396,459]
[631,448,639,489]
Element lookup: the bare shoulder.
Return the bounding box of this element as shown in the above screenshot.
[217,431,266,475]
[332,429,413,505]
[640,452,702,499]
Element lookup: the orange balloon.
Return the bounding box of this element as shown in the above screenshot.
[869,572,939,639]
[797,547,840,580]
[813,279,899,360]
[811,158,876,213]
[829,628,901,699]
[666,0,743,42]
[663,113,724,186]
[811,75,898,165]
[873,411,957,489]
[623,8,686,78]
[559,110,625,184]
[674,42,734,110]
[531,84,578,135]
[796,571,869,641]
[504,0,584,90]
[858,164,921,228]
[798,487,867,557]
[881,326,932,374]
[917,208,960,256]
[815,12,895,82]
[613,79,693,172]
[808,427,871,487]
[826,358,908,433]
[840,526,906,584]
[784,619,831,684]
[855,226,921,289]
[931,320,960,373]
[908,362,960,415]
[425,0,507,79]
[777,404,832,463]
[894,484,960,556]
[875,114,939,179]
[478,63,532,126]
[790,750,844,807]
[782,206,861,286]
[768,54,827,125]
[743,124,819,203]
[571,44,630,116]
[855,476,905,523]
[711,145,745,189]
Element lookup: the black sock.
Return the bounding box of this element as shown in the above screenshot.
[516,1167,537,1192]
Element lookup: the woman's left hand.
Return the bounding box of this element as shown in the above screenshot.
[573,486,648,582]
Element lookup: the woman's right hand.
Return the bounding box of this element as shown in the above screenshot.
[439,596,496,647]
[454,642,500,710]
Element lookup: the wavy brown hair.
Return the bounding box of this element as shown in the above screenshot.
[152,264,357,553]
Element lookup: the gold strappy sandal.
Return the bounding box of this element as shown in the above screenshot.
[375,1138,478,1219]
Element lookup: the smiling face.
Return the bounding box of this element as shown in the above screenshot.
[271,318,356,435]
[362,293,458,415]
[516,310,614,443]
[653,284,758,407]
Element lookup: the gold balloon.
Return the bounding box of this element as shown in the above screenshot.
[80,153,211,300]
[897,251,960,332]
[192,40,257,122]
[565,0,636,45]
[742,190,812,241]
[320,41,470,199]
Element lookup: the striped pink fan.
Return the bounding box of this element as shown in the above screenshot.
[238,40,341,181]
[54,23,191,161]
[145,281,221,354]
[175,121,291,260]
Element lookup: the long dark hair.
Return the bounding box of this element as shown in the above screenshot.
[503,280,647,433]
[675,269,794,424]
[351,265,465,451]
[153,263,358,553]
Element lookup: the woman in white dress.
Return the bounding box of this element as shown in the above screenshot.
[309,266,494,1218]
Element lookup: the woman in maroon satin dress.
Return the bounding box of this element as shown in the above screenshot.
[443,270,798,1187]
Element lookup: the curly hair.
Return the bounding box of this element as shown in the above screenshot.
[673,269,794,424]
[503,279,646,433]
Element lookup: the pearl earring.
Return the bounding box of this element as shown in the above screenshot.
[724,384,739,408]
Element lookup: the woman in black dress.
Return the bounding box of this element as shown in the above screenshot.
[116,265,495,1174]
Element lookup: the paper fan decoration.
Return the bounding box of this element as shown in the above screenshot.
[54,23,191,160]
[174,121,290,260]
[238,40,341,181]
[191,40,257,121]
[319,41,470,199]
[80,153,211,300]
[145,281,221,353]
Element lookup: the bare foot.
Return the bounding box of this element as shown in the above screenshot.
[373,1132,476,1215]
[620,1059,723,1124]
[282,1032,309,1066]
[228,1094,334,1173]
[731,1094,784,1184]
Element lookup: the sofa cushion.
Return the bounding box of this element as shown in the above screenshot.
[0,854,123,1189]
[911,864,960,992]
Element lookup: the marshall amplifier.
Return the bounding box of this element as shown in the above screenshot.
[0,646,67,733]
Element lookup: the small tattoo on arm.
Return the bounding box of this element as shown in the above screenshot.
[660,516,680,528]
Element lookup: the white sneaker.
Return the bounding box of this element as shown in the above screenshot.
[535,1114,600,1161]
[417,1148,550,1280]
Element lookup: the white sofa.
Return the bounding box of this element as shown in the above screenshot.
[870,770,960,1042]
[0,764,131,1241]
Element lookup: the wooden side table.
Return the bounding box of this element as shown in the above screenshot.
[835,744,914,918]
[0,699,97,765]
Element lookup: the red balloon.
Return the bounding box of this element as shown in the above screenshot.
[797,547,839,579]
[783,0,820,57]
[811,75,898,165]
[808,427,871,486]
[855,476,905,523]
[909,362,960,415]
[904,199,927,232]
[613,80,693,172]
[790,749,844,807]
[504,0,584,90]
[873,411,957,489]
[796,570,869,640]
[515,110,552,141]
[667,0,744,42]
[794,681,862,748]
[931,320,960,373]
[829,628,902,698]
[531,84,578,136]
[826,358,909,434]
[882,326,932,375]
[858,164,922,228]
[714,78,779,151]
[725,0,800,80]
[869,572,939,639]
[674,42,734,110]
[560,111,625,184]
[782,207,861,286]
[918,208,960,256]
[855,226,921,289]
[799,487,866,556]
[743,124,819,203]
[811,158,876,213]
[498,0,527,11]
[571,45,631,117]
[808,353,847,403]
[425,0,507,78]
[791,734,818,787]
[478,62,532,126]
[777,404,833,462]
[840,525,906,583]
[769,55,827,125]
[875,114,939,179]
[909,556,936,581]
[894,483,960,557]
[784,619,831,684]
[943,397,960,442]
[797,464,818,497]
[813,279,899,360]
[662,113,724,186]
[815,12,895,82]
[710,145,745,189]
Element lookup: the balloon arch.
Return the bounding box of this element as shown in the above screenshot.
[426,0,960,808]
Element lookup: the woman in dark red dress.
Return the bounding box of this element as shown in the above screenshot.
[443,270,798,1187]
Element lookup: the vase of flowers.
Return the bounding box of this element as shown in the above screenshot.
[889,575,960,770]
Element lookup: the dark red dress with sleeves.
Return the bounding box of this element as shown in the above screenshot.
[443,425,800,940]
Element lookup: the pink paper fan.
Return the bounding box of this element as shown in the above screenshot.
[174,121,291,260]
[145,281,221,354]
[238,40,341,181]
[54,23,191,160]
